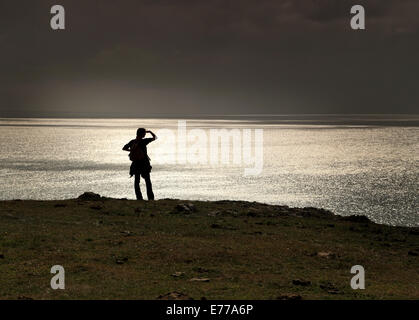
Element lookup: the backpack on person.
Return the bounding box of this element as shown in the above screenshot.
[129,140,146,162]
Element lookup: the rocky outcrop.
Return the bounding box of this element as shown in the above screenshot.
[77,192,102,201]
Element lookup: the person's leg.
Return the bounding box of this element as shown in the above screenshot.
[134,174,143,200]
[141,171,154,200]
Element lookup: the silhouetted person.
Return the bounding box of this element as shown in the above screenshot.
[123,128,157,200]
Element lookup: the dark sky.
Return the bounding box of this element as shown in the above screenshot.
[1,0,418,117]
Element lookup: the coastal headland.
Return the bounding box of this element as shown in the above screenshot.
[0,193,418,299]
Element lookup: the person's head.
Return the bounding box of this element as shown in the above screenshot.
[136,128,146,138]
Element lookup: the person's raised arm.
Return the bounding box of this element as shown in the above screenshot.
[146,130,157,141]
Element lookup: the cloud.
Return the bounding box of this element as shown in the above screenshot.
[1,0,418,116]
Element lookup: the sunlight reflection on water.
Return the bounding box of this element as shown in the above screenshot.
[0,118,417,226]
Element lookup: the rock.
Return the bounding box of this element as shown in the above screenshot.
[78,192,101,201]
[292,279,311,286]
[54,204,67,208]
[171,203,196,214]
[120,230,133,236]
[317,251,337,259]
[341,215,371,223]
[90,205,102,210]
[409,229,419,236]
[157,291,193,300]
[276,294,302,300]
[320,282,341,294]
[177,204,192,213]
[0,253,4,259]
[246,207,260,217]
[171,272,185,278]
[408,250,418,256]
[189,277,210,282]
[193,267,211,273]
[115,256,128,264]
[186,203,196,211]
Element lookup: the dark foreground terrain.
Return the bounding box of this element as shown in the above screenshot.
[0,193,418,300]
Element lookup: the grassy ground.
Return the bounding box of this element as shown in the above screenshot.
[0,195,418,300]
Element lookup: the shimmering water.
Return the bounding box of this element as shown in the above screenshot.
[0,118,417,226]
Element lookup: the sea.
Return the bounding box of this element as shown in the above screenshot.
[0,117,417,226]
